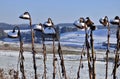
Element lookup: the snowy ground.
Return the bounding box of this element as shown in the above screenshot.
[0,50,120,79]
[60,29,116,50]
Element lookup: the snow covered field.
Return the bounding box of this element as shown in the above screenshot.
[60,28,116,49]
[0,50,120,79]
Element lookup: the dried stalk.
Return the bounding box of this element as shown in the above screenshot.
[30,19,38,79]
[90,28,96,79]
[112,25,120,79]
[105,20,110,79]
[56,26,67,79]
[53,37,56,79]
[19,41,26,79]
[86,17,96,79]
[76,24,87,79]
[58,42,67,79]
[85,29,92,79]
[19,12,37,79]
[42,33,47,79]
[14,26,26,79]
[77,44,85,79]
[99,16,110,79]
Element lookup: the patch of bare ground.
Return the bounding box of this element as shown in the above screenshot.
[0,43,83,54]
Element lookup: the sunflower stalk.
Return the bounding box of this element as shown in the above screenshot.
[56,26,67,79]
[90,28,96,79]
[58,41,67,79]
[105,21,110,79]
[42,33,47,79]
[77,44,85,79]
[53,37,56,79]
[19,41,26,79]
[85,29,92,79]
[30,20,38,79]
[112,25,120,79]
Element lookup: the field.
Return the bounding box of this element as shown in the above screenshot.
[0,46,120,79]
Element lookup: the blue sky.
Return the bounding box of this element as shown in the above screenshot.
[0,0,120,25]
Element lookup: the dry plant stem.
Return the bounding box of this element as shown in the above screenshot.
[77,29,86,79]
[77,44,85,79]
[14,70,19,79]
[53,37,56,79]
[90,29,96,79]
[17,53,20,71]
[112,25,120,79]
[20,41,26,79]
[85,29,92,79]
[54,27,67,79]
[30,20,38,79]
[54,25,67,79]
[42,34,47,79]
[56,57,62,79]
[15,26,26,79]
[113,53,119,79]
[105,23,110,79]
[58,42,67,79]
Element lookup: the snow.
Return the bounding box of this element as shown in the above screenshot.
[110,19,120,23]
[44,27,56,34]
[44,22,53,27]
[33,24,44,31]
[99,17,104,23]
[19,13,30,19]
[60,28,117,49]
[74,20,86,27]
[8,31,18,38]
[3,38,19,42]
[0,50,120,79]
[4,29,31,33]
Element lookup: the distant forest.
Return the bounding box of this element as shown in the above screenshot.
[0,22,117,30]
[0,23,30,30]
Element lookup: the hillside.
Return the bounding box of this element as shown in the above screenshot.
[0,22,118,49]
[0,22,30,30]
